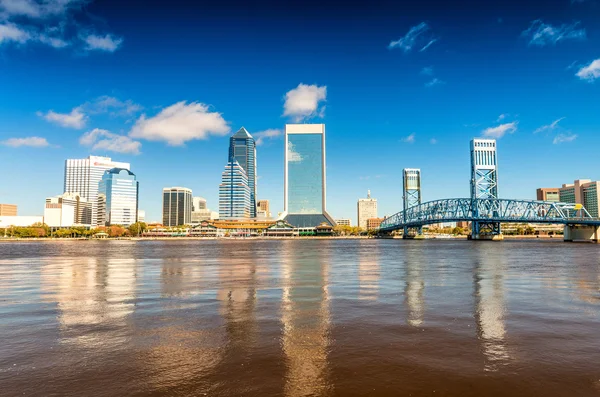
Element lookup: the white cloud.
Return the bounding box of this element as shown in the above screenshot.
[80,128,141,155]
[389,22,433,52]
[0,0,84,19]
[425,78,444,87]
[522,20,586,46]
[0,22,30,43]
[576,59,600,81]
[283,83,327,122]
[0,1,121,53]
[497,114,507,122]
[287,142,303,162]
[420,66,434,76]
[553,133,577,144]
[534,117,565,133]
[38,33,68,48]
[420,38,437,52]
[402,133,416,143]
[129,101,230,146]
[482,122,518,139]
[38,106,87,129]
[254,128,282,146]
[82,33,123,52]
[430,138,437,144]
[87,96,142,116]
[1,136,49,147]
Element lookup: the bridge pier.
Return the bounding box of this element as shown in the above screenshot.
[469,233,504,241]
[469,221,503,241]
[564,225,600,243]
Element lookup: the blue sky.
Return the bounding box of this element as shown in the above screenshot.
[1,0,599,224]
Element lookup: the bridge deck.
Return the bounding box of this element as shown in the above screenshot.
[379,198,600,232]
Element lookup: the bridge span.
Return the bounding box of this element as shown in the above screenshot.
[379,198,600,242]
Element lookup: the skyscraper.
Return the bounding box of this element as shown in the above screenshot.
[64,155,130,226]
[162,187,193,226]
[229,127,257,218]
[357,190,377,229]
[219,159,251,219]
[97,168,139,226]
[283,124,335,227]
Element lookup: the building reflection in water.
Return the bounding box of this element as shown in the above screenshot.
[40,252,137,349]
[217,253,259,353]
[473,245,510,371]
[404,246,425,327]
[280,241,332,397]
[358,241,380,301]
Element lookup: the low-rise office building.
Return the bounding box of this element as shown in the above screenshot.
[0,204,17,216]
[335,218,351,227]
[366,217,385,230]
[45,193,92,228]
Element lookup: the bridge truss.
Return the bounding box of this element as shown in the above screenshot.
[379,198,600,233]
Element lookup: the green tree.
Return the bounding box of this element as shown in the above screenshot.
[128,222,147,236]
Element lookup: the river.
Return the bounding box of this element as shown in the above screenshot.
[1,239,599,396]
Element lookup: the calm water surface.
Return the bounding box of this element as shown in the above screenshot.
[1,239,600,396]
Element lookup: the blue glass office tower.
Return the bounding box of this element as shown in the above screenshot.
[219,159,251,219]
[97,168,139,226]
[283,124,335,227]
[228,127,257,218]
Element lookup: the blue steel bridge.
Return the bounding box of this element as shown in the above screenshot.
[378,139,600,242]
[379,198,600,232]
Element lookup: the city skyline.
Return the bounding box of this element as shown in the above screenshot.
[1,0,600,224]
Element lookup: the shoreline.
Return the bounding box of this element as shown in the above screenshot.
[0,234,562,242]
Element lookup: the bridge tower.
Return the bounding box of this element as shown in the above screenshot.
[403,168,422,238]
[470,139,502,240]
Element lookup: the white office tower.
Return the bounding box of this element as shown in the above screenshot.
[357,190,378,229]
[64,156,130,226]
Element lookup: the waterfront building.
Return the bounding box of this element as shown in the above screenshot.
[229,127,257,218]
[282,123,335,228]
[335,218,351,227]
[366,217,385,230]
[357,190,377,229]
[44,193,92,227]
[257,199,271,218]
[97,168,139,227]
[0,204,17,216]
[64,155,130,226]
[219,159,251,219]
[558,179,600,217]
[162,187,193,226]
[137,210,146,223]
[536,188,560,202]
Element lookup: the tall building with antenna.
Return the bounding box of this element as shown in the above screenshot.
[357,190,377,230]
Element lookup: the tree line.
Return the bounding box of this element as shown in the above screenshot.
[1,222,148,238]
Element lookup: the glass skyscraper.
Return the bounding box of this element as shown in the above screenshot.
[228,127,257,218]
[219,159,251,219]
[283,124,335,227]
[97,168,139,226]
[162,187,193,226]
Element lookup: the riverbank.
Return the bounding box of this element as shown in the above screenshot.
[0,234,562,242]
